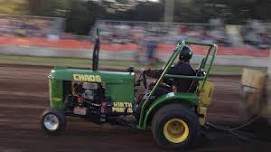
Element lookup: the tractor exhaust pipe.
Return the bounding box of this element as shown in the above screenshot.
[92,28,100,71]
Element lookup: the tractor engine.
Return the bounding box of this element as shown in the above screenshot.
[64,81,112,122]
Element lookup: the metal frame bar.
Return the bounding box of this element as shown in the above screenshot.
[138,40,217,129]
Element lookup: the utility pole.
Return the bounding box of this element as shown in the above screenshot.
[267,48,271,125]
[164,0,174,22]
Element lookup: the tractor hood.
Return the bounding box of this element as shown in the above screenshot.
[48,67,135,84]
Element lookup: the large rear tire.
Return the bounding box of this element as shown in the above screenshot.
[151,104,199,149]
[41,109,66,135]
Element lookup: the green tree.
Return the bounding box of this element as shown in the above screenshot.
[190,0,271,23]
[131,2,164,21]
[28,0,71,17]
[0,0,28,15]
[28,0,271,35]
[65,1,105,35]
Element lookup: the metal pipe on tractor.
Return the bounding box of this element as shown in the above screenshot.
[40,28,218,150]
[92,28,100,71]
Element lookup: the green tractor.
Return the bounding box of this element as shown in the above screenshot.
[40,30,217,149]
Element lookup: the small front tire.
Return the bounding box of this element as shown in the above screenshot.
[41,109,66,135]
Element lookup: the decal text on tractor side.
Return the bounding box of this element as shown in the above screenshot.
[73,74,102,82]
[112,102,133,113]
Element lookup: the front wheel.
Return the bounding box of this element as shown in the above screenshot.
[151,104,199,149]
[41,109,66,135]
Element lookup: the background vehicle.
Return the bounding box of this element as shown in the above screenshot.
[40,30,217,149]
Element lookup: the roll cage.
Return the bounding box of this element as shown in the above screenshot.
[138,40,217,128]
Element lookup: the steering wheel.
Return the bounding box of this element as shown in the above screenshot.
[142,71,147,89]
[136,71,148,89]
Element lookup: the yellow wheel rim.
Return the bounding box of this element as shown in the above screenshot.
[163,118,189,143]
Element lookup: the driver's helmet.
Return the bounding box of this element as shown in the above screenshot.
[179,45,193,62]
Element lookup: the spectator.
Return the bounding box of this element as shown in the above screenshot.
[131,26,145,63]
[242,20,270,49]
[144,32,159,65]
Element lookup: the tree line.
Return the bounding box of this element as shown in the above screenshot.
[2,0,271,35]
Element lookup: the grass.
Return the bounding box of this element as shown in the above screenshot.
[0,54,267,75]
[0,54,133,68]
[210,65,267,75]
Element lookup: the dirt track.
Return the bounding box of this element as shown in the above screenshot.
[0,64,270,152]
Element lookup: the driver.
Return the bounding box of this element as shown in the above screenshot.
[144,45,197,96]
